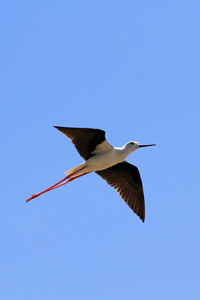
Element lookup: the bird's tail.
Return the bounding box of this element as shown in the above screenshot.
[64,162,87,178]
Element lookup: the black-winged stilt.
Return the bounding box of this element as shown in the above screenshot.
[27,127,156,222]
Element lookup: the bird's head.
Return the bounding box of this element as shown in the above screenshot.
[125,141,156,154]
[125,141,140,153]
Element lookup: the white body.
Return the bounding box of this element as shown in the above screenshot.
[65,142,139,178]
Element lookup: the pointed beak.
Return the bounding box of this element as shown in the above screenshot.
[139,144,156,148]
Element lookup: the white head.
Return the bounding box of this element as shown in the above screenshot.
[124,141,156,154]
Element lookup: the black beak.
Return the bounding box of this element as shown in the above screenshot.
[139,144,156,148]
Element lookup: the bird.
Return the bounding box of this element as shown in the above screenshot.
[26,127,156,222]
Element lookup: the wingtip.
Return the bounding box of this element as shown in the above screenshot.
[139,215,145,223]
[142,213,145,222]
[53,126,61,130]
[141,213,145,223]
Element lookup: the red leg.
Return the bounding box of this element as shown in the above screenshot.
[26,165,88,202]
[26,175,69,201]
[46,172,89,191]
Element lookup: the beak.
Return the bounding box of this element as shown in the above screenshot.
[139,144,156,148]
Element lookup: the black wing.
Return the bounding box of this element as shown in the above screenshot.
[96,161,145,222]
[54,126,112,160]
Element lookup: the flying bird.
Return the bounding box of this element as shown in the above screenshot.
[27,127,156,222]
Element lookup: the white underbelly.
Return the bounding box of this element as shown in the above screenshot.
[86,149,126,172]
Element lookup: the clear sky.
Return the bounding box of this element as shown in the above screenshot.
[1,1,200,299]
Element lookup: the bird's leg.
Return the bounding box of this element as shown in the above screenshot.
[46,172,90,190]
[26,165,88,202]
[26,176,69,202]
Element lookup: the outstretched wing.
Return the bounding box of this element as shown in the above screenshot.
[96,161,145,222]
[54,126,112,160]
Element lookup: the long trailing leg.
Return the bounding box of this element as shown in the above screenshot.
[26,165,88,202]
[42,173,89,191]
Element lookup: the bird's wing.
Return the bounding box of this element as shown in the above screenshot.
[54,126,112,160]
[96,161,145,222]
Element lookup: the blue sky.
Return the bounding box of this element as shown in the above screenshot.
[1,1,200,299]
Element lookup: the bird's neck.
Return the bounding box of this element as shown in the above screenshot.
[114,146,133,159]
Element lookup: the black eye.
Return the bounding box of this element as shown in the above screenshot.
[131,142,134,145]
